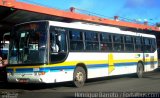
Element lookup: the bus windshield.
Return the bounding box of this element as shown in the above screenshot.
[9,22,48,65]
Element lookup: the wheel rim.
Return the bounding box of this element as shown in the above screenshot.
[73,67,86,87]
[75,72,84,82]
[137,64,143,77]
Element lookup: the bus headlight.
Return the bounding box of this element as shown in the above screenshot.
[7,72,13,76]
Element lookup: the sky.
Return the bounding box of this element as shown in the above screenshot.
[18,0,160,25]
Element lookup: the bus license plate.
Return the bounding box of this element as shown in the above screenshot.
[19,79,29,83]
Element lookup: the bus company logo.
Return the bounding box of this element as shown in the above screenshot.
[1,92,18,98]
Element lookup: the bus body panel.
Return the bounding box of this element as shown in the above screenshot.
[7,51,158,83]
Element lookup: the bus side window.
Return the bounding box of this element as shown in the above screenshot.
[150,38,156,53]
[143,38,151,53]
[50,27,67,63]
[85,32,99,51]
[69,30,84,51]
[135,37,142,52]
[50,32,59,53]
[113,34,124,52]
[50,31,67,53]
[100,33,112,51]
[125,36,134,52]
[58,32,67,52]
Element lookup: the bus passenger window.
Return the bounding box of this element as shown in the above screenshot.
[125,36,134,52]
[150,39,156,52]
[85,32,99,51]
[50,27,67,63]
[69,30,84,51]
[113,35,124,52]
[143,38,151,53]
[135,37,142,52]
[100,33,112,51]
[50,31,67,53]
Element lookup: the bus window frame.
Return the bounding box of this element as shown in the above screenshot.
[112,34,125,52]
[100,32,113,52]
[134,36,143,53]
[49,26,69,64]
[84,31,100,51]
[69,29,84,51]
[124,35,134,52]
[142,37,157,53]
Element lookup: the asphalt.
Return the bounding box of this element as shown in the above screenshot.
[0,68,160,98]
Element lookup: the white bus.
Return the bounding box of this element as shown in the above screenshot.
[7,20,158,87]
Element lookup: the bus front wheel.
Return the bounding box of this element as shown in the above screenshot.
[137,62,144,78]
[73,66,86,88]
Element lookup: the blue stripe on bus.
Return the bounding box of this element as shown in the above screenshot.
[115,62,136,67]
[16,68,34,73]
[7,69,13,72]
[87,64,108,68]
[144,62,157,65]
[87,62,137,68]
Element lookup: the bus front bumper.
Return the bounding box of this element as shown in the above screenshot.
[7,72,56,83]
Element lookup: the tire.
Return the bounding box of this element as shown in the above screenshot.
[137,62,144,78]
[73,66,86,88]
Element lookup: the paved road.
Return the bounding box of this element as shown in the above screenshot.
[0,68,160,98]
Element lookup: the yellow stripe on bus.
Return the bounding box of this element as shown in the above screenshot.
[108,53,115,74]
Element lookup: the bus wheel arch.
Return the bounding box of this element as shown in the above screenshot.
[73,63,87,88]
[137,61,144,78]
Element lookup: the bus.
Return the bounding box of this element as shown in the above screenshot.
[6,20,158,87]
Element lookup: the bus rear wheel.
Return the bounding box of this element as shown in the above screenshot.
[73,66,86,88]
[137,62,144,78]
